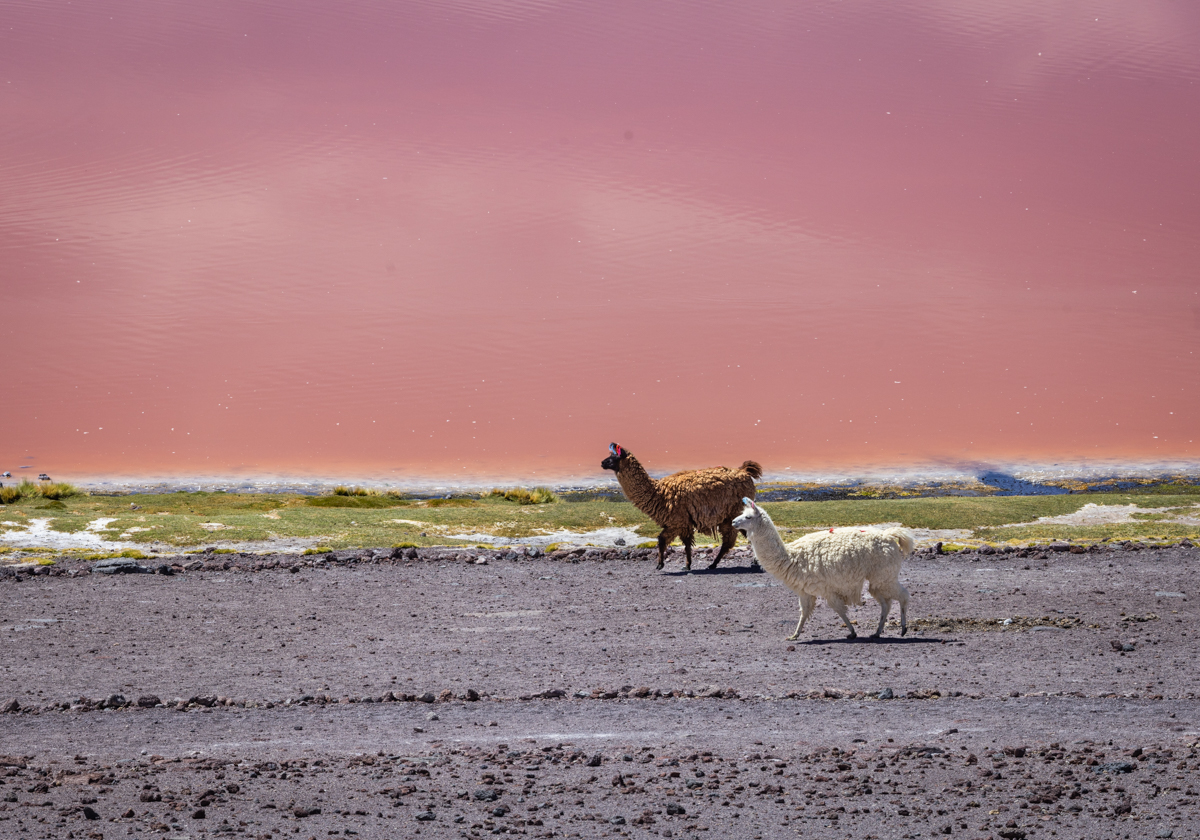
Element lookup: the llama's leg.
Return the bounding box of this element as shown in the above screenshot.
[786,594,816,641]
[682,532,695,571]
[826,594,857,639]
[655,532,670,571]
[867,579,898,638]
[709,522,737,569]
[897,583,910,636]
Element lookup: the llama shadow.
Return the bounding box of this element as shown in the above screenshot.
[661,564,765,577]
[796,635,950,646]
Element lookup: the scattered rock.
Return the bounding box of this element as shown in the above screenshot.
[82,806,100,820]
[877,688,894,700]
[473,788,500,802]
[1,699,19,714]
[415,810,436,821]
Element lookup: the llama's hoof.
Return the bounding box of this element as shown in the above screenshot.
[784,634,800,642]
[900,626,908,637]
[655,562,664,571]
[869,632,881,639]
[707,558,721,570]
[846,631,857,640]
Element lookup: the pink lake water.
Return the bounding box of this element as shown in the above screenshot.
[3,1,1199,486]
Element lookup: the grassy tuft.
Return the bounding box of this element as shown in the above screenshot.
[488,487,558,505]
[0,480,81,503]
[39,481,80,500]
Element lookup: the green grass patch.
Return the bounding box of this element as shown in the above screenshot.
[306,495,412,509]
[975,523,1200,543]
[424,498,478,508]
[759,494,1200,532]
[488,487,558,505]
[6,488,1198,550]
[0,479,81,504]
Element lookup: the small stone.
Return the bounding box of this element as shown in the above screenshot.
[1,698,19,714]
[587,753,603,767]
[1156,830,1174,839]
[474,557,488,565]
[415,810,436,821]
[437,689,454,702]
[492,805,509,817]
[464,688,480,701]
[82,806,100,820]
[292,806,320,817]
[417,692,436,703]
[610,816,626,825]
[191,808,206,819]
[425,712,439,721]
[666,803,686,815]
[473,788,500,802]
[122,808,136,818]
[136,695,161,708]
[877,688,894,700]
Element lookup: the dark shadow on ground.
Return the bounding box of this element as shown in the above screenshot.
[795,636,950,646]
[661,564,764,577]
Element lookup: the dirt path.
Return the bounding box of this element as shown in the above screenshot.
[2,545,1198,838]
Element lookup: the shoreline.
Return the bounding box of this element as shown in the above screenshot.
[56,466,1200,499]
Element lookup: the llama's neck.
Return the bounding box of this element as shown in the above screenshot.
[616,456,668,521]
[744,515,795,574]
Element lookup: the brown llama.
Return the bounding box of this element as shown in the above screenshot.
[600,443,762,571]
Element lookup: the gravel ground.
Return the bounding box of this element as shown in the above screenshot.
[2,543,1198,839]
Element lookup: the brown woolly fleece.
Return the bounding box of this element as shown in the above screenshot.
[601,444,762,571]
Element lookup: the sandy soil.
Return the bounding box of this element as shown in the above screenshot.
[2,544,1198,839]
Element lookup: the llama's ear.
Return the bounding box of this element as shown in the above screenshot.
[609,443,617,455]
[742,497,757,511]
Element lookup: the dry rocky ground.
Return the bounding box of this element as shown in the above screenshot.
[2,542,1199,839]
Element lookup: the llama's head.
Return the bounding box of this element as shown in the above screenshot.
[732,496,767,533]
[601,442,630,472]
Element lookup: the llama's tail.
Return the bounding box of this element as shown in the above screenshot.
[740,460,763,480]
[885,527,916,557]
